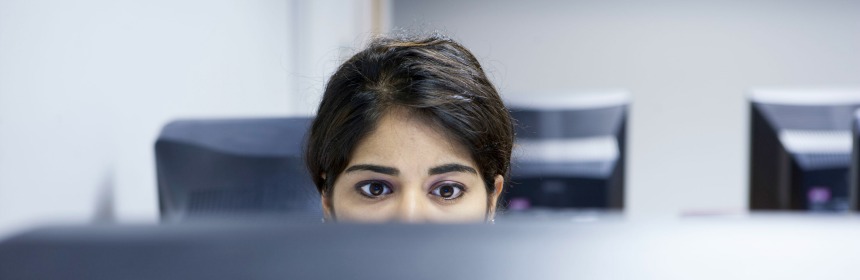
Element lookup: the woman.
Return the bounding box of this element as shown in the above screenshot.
[305,34,514,223]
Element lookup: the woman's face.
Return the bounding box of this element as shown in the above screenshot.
[323,110,503,223]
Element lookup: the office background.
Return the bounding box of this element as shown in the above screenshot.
[1,0,859,235]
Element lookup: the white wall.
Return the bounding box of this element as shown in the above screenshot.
[393,0,860,218]
[0,0,382,236]
[290,0,391,114]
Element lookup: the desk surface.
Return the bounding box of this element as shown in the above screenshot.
[1,214,859,280]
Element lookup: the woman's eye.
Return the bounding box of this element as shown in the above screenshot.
[430,183,464,200]
[358,182,392,198]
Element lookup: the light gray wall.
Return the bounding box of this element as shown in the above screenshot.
[393,0,860,218]
[0,0,383,236]
[0,0,296,232]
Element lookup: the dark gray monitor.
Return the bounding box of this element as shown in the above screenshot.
[155,117,321,221]
[749,89,860,211]
[503,91,629,211]
[851,109,860,211]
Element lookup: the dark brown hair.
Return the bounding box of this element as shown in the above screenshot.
[305,33,514,208]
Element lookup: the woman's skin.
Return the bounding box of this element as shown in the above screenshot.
[322,109,504,223]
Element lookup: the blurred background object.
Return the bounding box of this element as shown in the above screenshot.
[749,89,860,212]
[155,117,320,221]
[504,90,628,212]
[3,0,860,237]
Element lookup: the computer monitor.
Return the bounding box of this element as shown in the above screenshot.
[851,109,860,211]
[502,91,629,211]
[155,117,321,220]
[1,216,857,280]
[749,89,860,211]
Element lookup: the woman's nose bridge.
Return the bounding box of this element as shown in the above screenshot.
[396,183,426,222]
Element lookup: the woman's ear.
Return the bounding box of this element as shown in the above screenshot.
[487,175,505,221]
[321,193,333,221]
[320,173,334,221]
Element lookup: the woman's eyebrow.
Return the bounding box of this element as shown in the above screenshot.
[344,164,399,175]
[428,163,478,175]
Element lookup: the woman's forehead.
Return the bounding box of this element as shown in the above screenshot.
[347,111,479,173]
